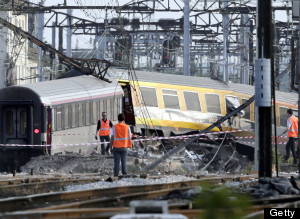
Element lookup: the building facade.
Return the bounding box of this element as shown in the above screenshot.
[0,10,39,88]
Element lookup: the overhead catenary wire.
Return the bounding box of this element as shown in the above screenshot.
[107,8,171,153]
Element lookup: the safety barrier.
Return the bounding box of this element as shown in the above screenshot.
[0,129,292,147]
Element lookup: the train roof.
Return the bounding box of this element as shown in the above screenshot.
[17,75,123,106]
[107,68,298,106]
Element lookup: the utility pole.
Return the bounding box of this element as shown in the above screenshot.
[244,14,250,85]
[66,9,72,57]
[222,0,229,83]
[249,19,254,85]
[37,1,44,81]
[240,15,245,84]
[255,0,273,178]
[58,27,63,75]
[51,22,56,80]
[183,0,190,76]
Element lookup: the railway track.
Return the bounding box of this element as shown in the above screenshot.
[1,174,299,219]
[1,195,300,219]
[0,174,103,198]
[0,175,255,212]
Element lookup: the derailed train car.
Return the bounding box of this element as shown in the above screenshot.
[108,68,298,137]
[0,75,123,171]
[0,69,298,171]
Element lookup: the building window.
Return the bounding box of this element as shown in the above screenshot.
[183,91,201,111]
[205,93,221,114]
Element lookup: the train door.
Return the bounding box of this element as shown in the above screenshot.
[121,83,135,125]
[2,106,30,144]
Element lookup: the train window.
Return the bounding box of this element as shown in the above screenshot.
[140,87,158,107]
[68,105,72,129]
[111,98,114,120]
[64,105,68,129]
[279,106,288,127]
[205,94,221,114]
[86,102,91,125]
[83,103,86,125]
[20,111,27,135]
[52,109,56,131]
[111,98,116,120]
[226,96,245,117]
[6,111,14,136]
[117,98,122,116]
[93,101,98,124]
[107,98,111,119]
[56,107,62,130]
[112,97,118,121]
[100,100,104,115]
[163,90,177,95]
[103,99,107,113]
[79,103,84,127]
[71,104,77,128]
[183,91,201,111]
[242,99,251,120]
[162,89,180,110]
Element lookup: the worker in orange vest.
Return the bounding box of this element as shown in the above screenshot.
[95,112,113,155]
[281,109,298,165]
[110,113,132,177]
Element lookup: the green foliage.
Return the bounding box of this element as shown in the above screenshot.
[194,184,251,219]
[272,147,293,166]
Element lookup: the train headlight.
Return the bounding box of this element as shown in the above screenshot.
[34,129,40,134]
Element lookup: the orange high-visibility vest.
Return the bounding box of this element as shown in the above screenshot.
[288,116,298,137]
[112,123,132,148]
[99,119,111,136]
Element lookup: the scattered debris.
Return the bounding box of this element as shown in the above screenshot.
[17,137,254,176]
[243,177,300,198]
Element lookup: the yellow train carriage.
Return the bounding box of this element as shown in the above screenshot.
[108,68,298,138]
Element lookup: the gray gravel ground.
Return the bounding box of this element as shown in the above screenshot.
[65,175,197,191]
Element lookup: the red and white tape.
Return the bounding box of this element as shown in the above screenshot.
[53,133,93,136]
[0,129,291,147]
[239,141,292,145]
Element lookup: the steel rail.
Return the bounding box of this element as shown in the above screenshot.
[1,196,299,219]
[0,175,254,212]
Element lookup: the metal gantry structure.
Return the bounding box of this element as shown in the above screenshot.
[0,16,111,80]
[0,0,298,88]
